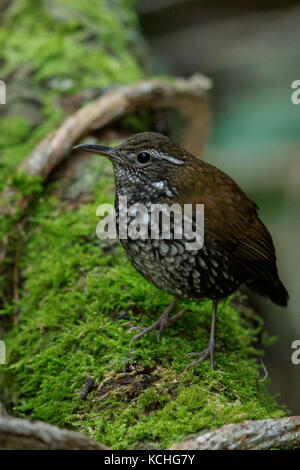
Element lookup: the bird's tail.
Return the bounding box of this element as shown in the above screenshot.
[267,279,289,307]
[247,278,289,307]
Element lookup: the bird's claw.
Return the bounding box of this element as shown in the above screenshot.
[128,301,188,349]
[129,315,169,348]
[128,326,145,333]
[185,340,217,372]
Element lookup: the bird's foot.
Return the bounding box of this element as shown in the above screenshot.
[129,302,188,347]
[129,311,169,347]
[185,339,217,372]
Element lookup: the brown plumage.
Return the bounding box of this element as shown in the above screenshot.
[175,158,288,307]
[74,132,289,370]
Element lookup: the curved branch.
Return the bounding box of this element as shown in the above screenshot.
[170,416,300,450]
[0,416,107,450]
[20,74,211,180]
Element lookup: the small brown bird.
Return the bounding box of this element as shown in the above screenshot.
[74,132,289,370]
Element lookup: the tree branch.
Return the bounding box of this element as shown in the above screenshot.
[170,416,300,450]
[0,416,107,450]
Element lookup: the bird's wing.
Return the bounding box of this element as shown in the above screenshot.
[177,161,279,284]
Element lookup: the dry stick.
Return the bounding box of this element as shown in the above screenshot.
[170,416,300,450]
[79,377,95,400]
[0,416,107,450]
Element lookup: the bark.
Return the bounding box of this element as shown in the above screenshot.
[170,416,300,450]
[0,416,107,450]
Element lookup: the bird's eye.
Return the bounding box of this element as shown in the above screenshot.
[136,152,151,165]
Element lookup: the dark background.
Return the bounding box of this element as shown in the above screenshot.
[138,0,300,414]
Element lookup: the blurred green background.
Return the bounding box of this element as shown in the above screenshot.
[138,0,300,412]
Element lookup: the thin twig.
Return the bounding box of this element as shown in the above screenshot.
[79,377,95,400]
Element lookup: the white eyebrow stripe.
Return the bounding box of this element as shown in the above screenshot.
[161,155,184,165]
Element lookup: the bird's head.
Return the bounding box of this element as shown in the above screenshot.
[73,132,198,200]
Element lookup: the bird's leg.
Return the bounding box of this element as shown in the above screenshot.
[169,308,189,323]
[129,298,188,346]
[185,300,218,371]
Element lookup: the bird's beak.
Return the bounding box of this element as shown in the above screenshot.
[73,143,118,162]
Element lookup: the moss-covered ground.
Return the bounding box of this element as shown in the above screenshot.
[0,0,286,450]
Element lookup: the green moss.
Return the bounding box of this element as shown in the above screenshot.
[0,0,143,308]
[0,0,143,189]
[9,172,43,196]
[0,157,285,449]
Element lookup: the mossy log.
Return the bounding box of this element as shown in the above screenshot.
[0,0,289,450]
